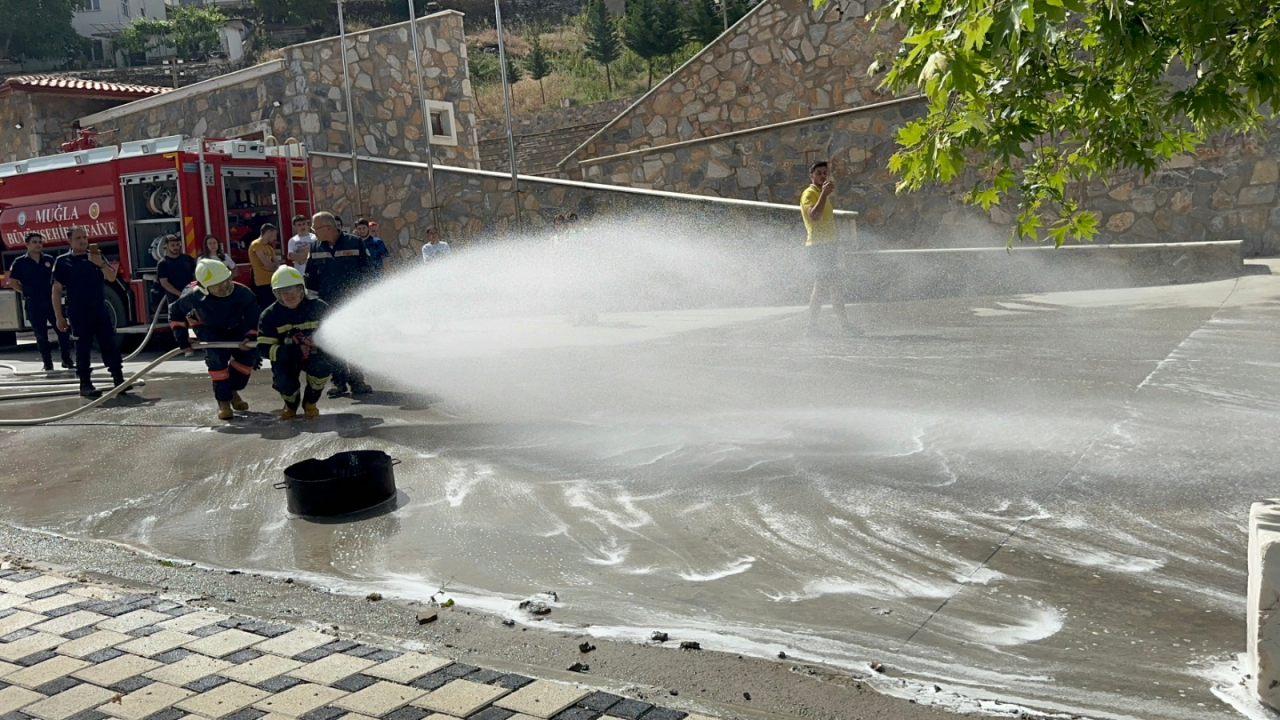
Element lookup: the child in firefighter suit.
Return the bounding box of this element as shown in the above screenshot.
[171,258,261,421]
[257,266,331,419]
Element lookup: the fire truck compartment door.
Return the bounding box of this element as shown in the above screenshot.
[0,291,23,331]
[121,172,177,185]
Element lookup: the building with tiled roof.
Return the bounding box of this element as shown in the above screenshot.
[0,74,168,100]
[0,74,166,163]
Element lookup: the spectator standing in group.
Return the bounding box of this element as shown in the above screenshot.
[420,227,450,263]
[155,234,196,306]
[201,235,236,272]
[248,223,281,310]
[51,227,128,398]
[306,211,373,397]
[800,160,857,336]
[7,233,73,371]
[355,218,390,277]
[287,215,314,278]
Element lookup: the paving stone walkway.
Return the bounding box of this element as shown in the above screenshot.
[0,568,718,720]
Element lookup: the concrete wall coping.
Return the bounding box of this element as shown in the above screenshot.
[311,150,860,217]
[571,95,926,169]
[79,59,285,126]
[853,240,1244,255]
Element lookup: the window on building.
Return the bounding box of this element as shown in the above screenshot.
[423,100,457,146]
[121,0,129,17]
[79,0,100,11]
[91,39,105,61]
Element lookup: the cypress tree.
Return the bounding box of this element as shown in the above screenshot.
[582,0,621,92]
[526,30,552,104]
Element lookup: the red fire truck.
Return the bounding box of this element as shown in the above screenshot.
[0,135,314,346]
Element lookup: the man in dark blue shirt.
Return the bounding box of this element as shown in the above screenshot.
[7,233,73,371]
[52,227,127,398]
[155,234,196,303]
[306,211,373,397]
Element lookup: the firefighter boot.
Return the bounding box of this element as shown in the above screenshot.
[279,405,298,420]
[350,380,373,395]
[302,385,322,419]
[217,401,234,421]
[303,403,320,419]
[231,391,249,412]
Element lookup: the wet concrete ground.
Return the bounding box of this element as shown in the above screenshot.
[2,267,1279,720]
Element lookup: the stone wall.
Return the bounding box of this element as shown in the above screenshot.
[562,0,901,169]
[79,12,480,168]
[478,97,641,174]
[579,96,1280,255]
[0,93,121,163]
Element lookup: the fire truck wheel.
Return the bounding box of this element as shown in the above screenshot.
[104,292,134,352]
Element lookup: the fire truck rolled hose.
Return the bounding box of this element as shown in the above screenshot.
[0,342,243,427]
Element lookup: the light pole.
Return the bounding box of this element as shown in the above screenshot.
[407,0,440,230]
[494,0,521,230]
[337,0,364,217]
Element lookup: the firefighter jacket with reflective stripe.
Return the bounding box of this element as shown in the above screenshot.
[305,232,370,304]
[170,283,261,350]
[257,297,330,363]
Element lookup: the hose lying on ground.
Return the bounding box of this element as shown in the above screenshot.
[0,341,241,427]
[0,297,169,379]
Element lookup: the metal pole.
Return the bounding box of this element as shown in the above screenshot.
[337,0,364,217]
[494,0,521,230]
[406,0,440,230]
[722,0,728,30]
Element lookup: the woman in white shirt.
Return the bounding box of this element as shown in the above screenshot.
[201,235,236,272]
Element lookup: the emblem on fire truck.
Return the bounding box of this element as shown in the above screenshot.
[15,212,25,227]
[88,203,100,220]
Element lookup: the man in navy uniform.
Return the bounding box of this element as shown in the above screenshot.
[7,233,73,371]
[52,227,127,398]
[305,211,373,397]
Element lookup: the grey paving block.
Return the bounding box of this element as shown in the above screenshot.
[95,604,135,618]
[126,627,162,638]
[0,681,8,691]
[606,699,654,720]
[290,646,337,663]
[578,692,622,712]
[6,573,42,583]
[438,664,478,679]
[0,571,17,579]
[221,710,266,720]
[24,586,74,601]
[0,611,14,621]
[329,675,377,693]
[360,650,400,663]
[187,625,225,638]
[82,649,125,664]
[181,675,229,693]
[493,674,537,690]
[316,641,357,656]
[138,708,185,720]
[337,646,378,659]
[254,675,302,693]
[59,628,95,641]
[470,708,516,720]
[550,708,600,720]
[251,625,292,639]
[407,673,452,692]
[0,631,37,644]
[147,603,181,615]
[64,711,107,720]
[32,678,81,697]
[381,706,430,720]
[637,709,686,720]
[221,649,262,665]
[298,705,345,720]
[467,670,504,686]
[108,676,155,694]
[0,713,35,720]
[216,619,246,630]
[149,650,191,665]
[14,651,57,667]
[41,606,86,620]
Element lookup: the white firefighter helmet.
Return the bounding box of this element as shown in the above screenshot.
[195,258,232,288]
[271,265,305,291]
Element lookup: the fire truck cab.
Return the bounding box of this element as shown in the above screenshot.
[0,135,314,346]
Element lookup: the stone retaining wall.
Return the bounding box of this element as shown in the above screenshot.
[579,97,1280,255]
[0,93,121,163]
[563,0,902,168]
[79,12,480,168]
[309,153,1247,301]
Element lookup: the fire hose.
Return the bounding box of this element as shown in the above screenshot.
[0,341,243,426]
[0,298,171,382]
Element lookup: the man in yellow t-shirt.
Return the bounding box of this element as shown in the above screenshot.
[800,160,856,336]
[247,224,281,310]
